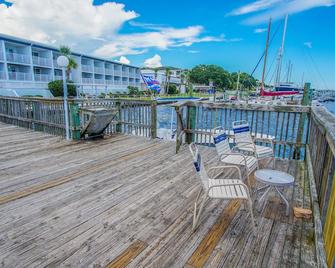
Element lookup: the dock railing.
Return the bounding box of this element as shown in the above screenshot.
[307,106,335,267]
[173,100,311,160]
[0,96,157,139]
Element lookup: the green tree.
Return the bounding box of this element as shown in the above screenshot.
[189,64,232,90]
[164,67,171,94]
[127,86,140,95]
[230,72,257,90]
[59,46,78,80]
[48,80,77,97]
[167,84,178,94]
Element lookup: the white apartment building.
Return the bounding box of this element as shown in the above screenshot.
[0,34,141,97]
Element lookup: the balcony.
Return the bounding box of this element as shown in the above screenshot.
[114,80,121,85]
[6,52,30,64]
[122,80,128,85]
[54,75,62,80]
[114,70,121,76]
[82,77,93,84]
[94,79,104,84]
[122,71,128,77]
[105,68,113,75]
[34,73,52,82]
[94,66,104,74]
[0,71,5,80]
[106,79,113,85]
[82,65,93,73]
[8,72,32,81]
[33,56,52,67]
[0,52,3,61]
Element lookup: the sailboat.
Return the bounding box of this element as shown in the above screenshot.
[260,15,299,97]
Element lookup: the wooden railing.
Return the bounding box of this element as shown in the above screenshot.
[307,106,335,267]
[174,100,310,160]
[75,98,157,138]
[0,96,67,136]
[0,96,157,139]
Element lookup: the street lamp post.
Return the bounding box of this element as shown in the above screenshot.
[57,55,70,140]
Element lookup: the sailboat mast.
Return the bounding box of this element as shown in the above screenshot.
[275,14,288,85]
[261,18,271,94]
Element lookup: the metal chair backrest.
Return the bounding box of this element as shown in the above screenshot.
[189,143,208,190]
[232,120,253,145]
[212,129,231,157]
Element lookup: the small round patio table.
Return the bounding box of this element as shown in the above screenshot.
[254,169,294,215]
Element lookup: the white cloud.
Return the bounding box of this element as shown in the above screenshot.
[188,50,200,54]
[117,56,130,65]
[229,0,335,25]
[229,0,281,16]
[0,0,137,46]
[304,42,312,48]
[254,28,267,33]
[0,0,232,59]
[94,26,225,57]
[144,54,162,68]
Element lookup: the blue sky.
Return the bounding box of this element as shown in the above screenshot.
[1,0,335,89]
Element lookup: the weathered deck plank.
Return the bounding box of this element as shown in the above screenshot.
[0,123,317,267]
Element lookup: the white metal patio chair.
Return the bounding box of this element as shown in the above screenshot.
[232,120,275,168]
[189,143,256,233]
[211,127,258,187]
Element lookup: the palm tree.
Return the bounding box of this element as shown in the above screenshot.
[165,67,171,94]
[59,46,78,80]
[154,67,159,80]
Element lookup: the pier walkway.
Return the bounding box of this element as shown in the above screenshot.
[0,123,316,267]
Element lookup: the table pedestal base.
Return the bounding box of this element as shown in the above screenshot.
[255,185,291,216]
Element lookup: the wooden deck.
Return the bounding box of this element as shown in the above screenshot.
[0,123,317,268]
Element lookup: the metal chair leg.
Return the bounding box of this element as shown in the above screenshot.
[192,190,206,231]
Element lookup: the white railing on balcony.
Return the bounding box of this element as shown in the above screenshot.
[105,68,113,75]
[82,65,93,73]
[114,70,121,76]
[53,59,61,69]
[122,71,128,77]
[114,80,121,85]
[82,77,93,84]
[122,80,128,85]
[33,56,52,67]
[6,52,30,64]
[54,75,62,80]
[94,79,104,84]
[94,66,104,74]
[34,73,52,82]
[0,52,4,61]
[0,71,6,80]
[106,79,113,85]
[8,72,32,81]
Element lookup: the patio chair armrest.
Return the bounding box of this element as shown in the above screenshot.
[211,126,225,135]
[208,165,242,181]
[220,152,248,167]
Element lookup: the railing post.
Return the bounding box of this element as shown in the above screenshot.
[115,100,122,133]
[150,101,157,139]
[175,106,183,154]
[294,82,311,159]
[186,105,196,144]
[69,102,81,140]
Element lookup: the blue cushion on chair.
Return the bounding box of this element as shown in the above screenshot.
[214,133,227,144]
[193,153,201,172]
[233,125,250,134]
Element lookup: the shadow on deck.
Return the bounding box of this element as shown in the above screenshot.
[0,123,316,267]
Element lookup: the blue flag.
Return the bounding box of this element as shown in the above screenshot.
[142,75,161,93]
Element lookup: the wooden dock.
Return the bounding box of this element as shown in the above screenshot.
[0,122,317,267]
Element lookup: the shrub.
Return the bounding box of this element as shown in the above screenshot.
[48,80,77,97]
[167,84,178,95]
[128,86,140,95]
